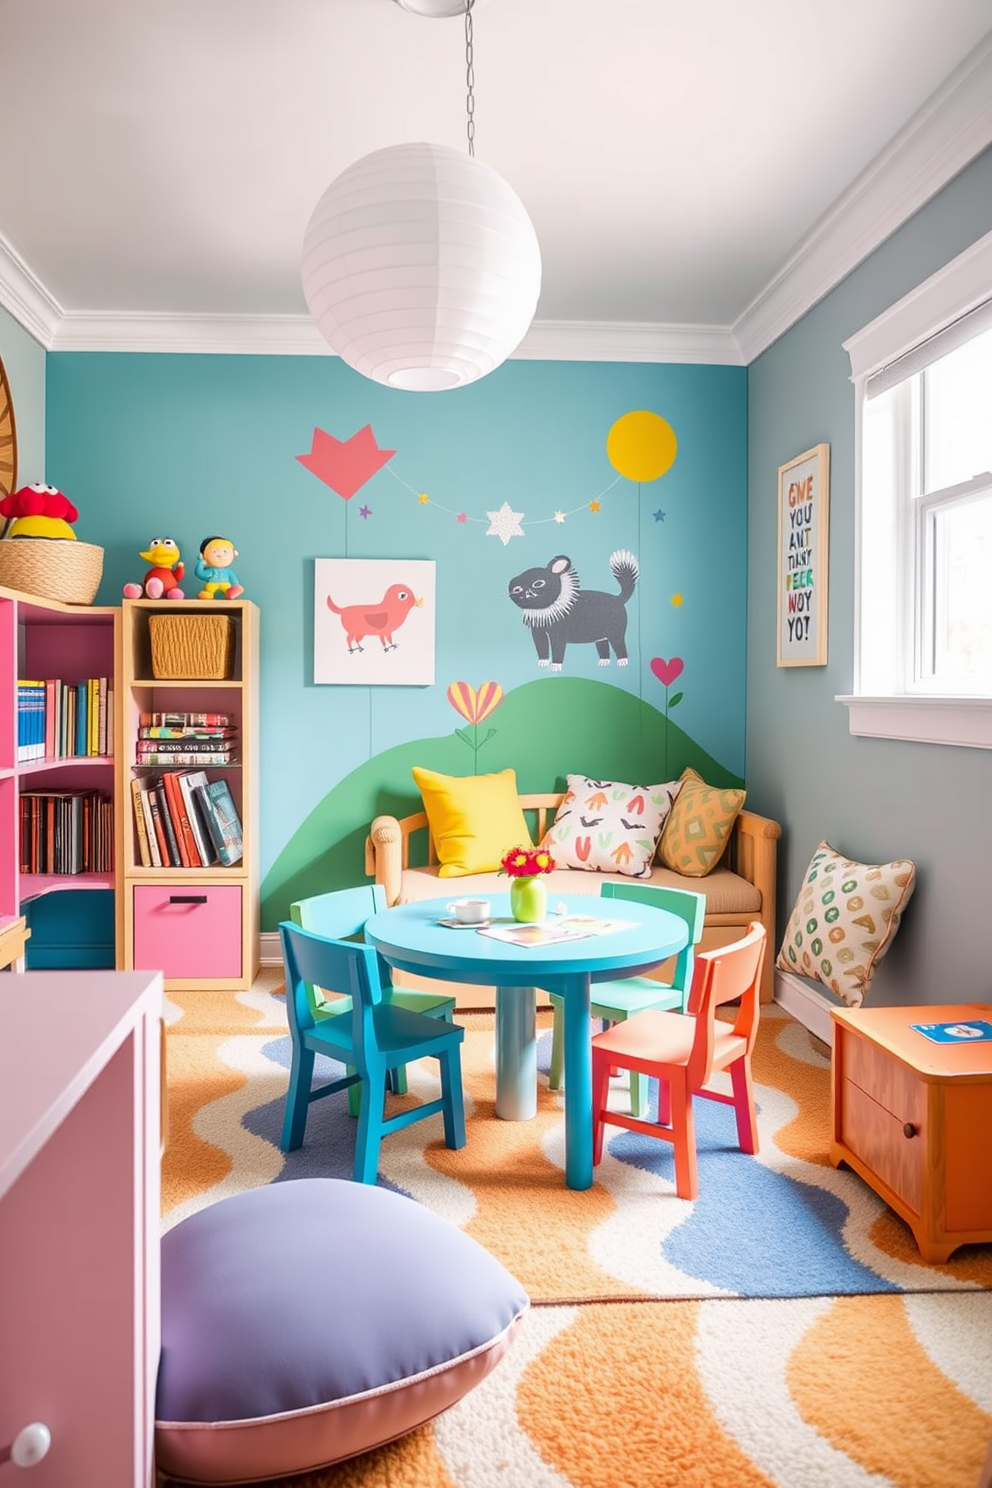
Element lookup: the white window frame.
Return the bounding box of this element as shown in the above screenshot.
[839,228,992,748]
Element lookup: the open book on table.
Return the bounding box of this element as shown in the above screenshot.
[477,915,635,948]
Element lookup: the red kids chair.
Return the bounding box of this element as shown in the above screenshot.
[591,922,767,1200]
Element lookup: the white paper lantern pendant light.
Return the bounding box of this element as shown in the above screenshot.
[301,0,540,391]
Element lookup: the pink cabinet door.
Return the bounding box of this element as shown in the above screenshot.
[133,885,242,980]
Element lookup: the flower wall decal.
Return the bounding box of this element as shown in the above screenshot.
[447,681,503,773]
[650,656,685,777]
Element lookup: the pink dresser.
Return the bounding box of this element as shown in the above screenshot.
[0,971,162,1486]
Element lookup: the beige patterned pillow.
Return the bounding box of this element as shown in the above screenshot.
[775,840,917,1007]
[542,775,682,878]
[658,767,745,878]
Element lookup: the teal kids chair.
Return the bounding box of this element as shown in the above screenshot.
[290,884,456,1115]
[547,881,706,1118]
[279,919,467,1184]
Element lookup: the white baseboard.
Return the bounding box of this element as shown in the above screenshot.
[774,970,838,1047]
[259,931,282,966]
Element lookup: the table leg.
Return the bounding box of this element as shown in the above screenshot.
[495,985,537,1120]
[561,974,593,1190]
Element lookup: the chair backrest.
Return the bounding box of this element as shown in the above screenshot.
[684,922,766,1091]
[291,883,387,940]
[290,884,388,1015]
[279,920,384,1058]
[600,880,706,997]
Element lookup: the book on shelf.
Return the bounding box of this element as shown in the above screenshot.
[139,711,232,729]
[146,786,172,867]
[17,676,113,763]
[177,770,217,866]
[135,750,234,766]
[138,726,236,741]
[139,782,162,868]
[131,777,152,867]
[193,778,244,866]
[154,780,183,867]
[163,770,203,868]
[19,788,113,875]
[17,680,45,762]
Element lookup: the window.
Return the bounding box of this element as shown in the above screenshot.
[841,229,992,748]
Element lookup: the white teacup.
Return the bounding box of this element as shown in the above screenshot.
[447,897,491,924]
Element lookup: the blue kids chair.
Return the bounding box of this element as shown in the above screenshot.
[547,881,706,1118]
[279,919,466,1184]
[290,884,456,1114]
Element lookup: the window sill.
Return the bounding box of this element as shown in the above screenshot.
[836,694,992,749]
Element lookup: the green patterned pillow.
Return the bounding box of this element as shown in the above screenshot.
[658,767,745,877]
[775,841,917,1007]
[542,775,681,878]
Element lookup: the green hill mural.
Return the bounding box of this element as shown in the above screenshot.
[260,676,743,929]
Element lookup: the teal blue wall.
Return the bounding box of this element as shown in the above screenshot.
[43,355,748,927]
[747,144,992,1007]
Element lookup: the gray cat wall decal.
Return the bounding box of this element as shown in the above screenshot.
[508,549,639,671]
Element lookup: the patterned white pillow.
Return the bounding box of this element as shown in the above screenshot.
[542,776,682,878]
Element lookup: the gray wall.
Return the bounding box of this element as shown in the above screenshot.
[0,303,46,485]
[747,144,992,1008]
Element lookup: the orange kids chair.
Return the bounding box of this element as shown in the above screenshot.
[591,922,767,1200]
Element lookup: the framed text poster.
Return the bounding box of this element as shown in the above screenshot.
[777,443,829,667]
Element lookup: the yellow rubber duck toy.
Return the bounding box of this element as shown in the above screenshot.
[123,537,185,599]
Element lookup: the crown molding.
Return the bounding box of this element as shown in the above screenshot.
[513,318,742,365]
[843,226,992,381]
[0,231,62,347]
[3,33,991,366]
[44,309,743,364]
[734,32,992,364]
[49,312,334,356]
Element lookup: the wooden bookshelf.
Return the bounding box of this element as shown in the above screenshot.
[120,599,259,991]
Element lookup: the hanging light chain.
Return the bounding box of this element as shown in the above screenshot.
[465,0,475,157]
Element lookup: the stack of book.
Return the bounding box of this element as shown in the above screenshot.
[19,789,114,874]
[17,677,113,762]
[131,770,244,869]
[135,711,237,767]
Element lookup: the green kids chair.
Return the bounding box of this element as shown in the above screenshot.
[547,881,706,1118]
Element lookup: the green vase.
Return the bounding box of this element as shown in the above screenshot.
[510,875,548,924]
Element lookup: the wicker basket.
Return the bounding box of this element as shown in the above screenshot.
[0,538,104,605]
[149,612,235,680]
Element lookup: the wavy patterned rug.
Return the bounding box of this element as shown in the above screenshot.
[160,980,992,1487]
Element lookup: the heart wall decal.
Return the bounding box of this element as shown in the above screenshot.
[650,657,684,688]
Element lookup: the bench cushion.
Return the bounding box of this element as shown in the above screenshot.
[398,863,761,917]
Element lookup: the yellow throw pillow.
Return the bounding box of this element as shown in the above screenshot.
[411,766,533,878]
[775,840,917,1007]
[659,766,746,877]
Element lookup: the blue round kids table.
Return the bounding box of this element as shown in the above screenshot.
[365,894,689,1191]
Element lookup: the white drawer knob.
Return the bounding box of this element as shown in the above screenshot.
[11,1423,51,1468]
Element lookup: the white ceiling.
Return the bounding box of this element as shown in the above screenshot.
[1,0,991,363]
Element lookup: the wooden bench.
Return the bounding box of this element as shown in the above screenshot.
[366,795,781,1006]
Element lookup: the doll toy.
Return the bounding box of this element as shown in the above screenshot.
[195,536,244,599]
[0,482,79,540]
[123,537,185,599]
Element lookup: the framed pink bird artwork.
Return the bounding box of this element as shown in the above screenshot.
[313,559,436,686]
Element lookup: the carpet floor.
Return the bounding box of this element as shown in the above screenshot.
[159,978,992,1487]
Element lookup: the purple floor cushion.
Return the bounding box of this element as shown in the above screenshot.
[156,1179,528,1485]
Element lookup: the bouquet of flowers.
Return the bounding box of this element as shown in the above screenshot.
[499,845,556,878]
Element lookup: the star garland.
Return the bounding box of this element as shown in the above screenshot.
[379,464,623,545]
